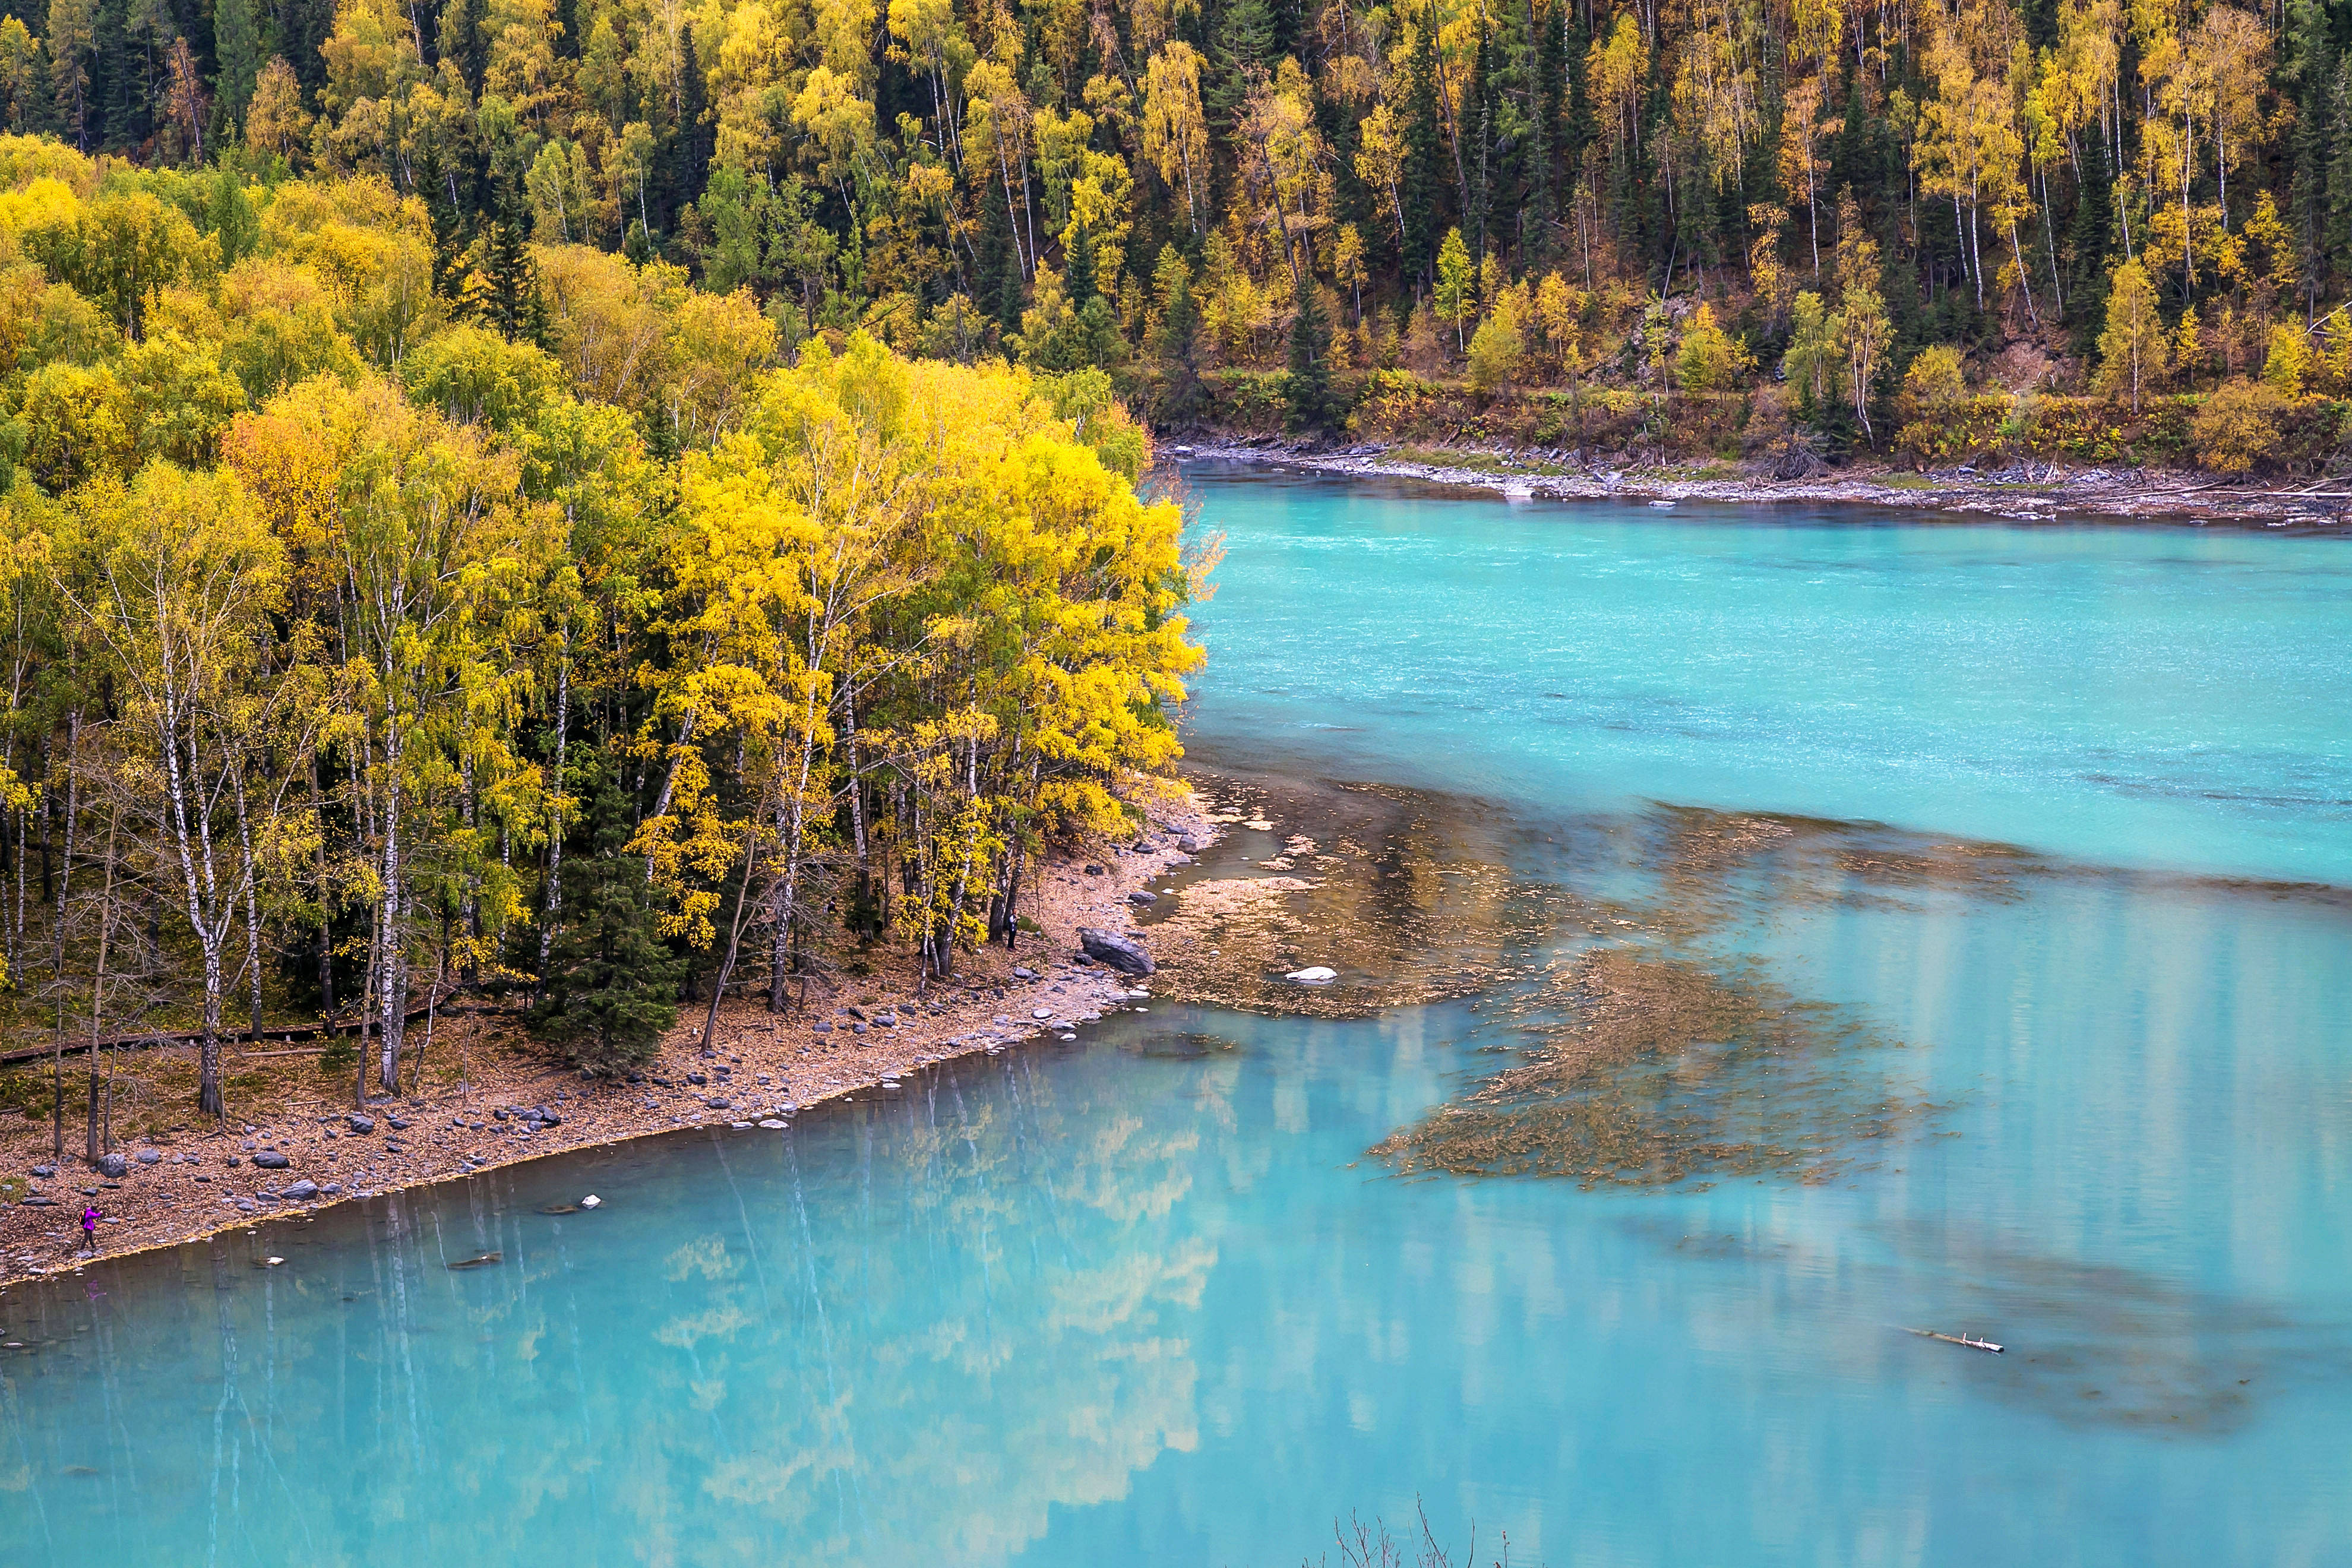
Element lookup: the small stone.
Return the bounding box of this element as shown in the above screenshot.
[30,1164,55,1178]
[1285,966,1339,984]
[1013,967,1036,980]
[852,1022,867,1034]
[687,1072,707,1086]
[135,1149,161,1165]
[280,1179,320,1202]
[1127,890,1158,904]
[845,1005,867,1020]
[226,1156,241,1168]
[492,1108,510,1121]
[813,1020,833,1033]
[320,1184,342,1196]
[758,1119,787,1130]
[1032,1007,1052,1019]
[1085,864,1105,875]
[385,1115,410,1131]
[707,1097,731,1109]
[252,1151,291,1170]
[346,1114,375,1134]
[580,1195,601,1209]
[235,1200,257,1213]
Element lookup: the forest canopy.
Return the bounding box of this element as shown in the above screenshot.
[0,0,2344,1121]
[0,0,2334,464]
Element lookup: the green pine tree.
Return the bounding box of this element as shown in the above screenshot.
[1155,255,1205,422]
[1209,0,1276,129]
[2066,137,2115,359]
[1468,22,1495,265]
[2327,59,2352,296]
[481,180,547,344]
[1402,4,1446,285]
[529,760,684,1076]
[213,0,264,132]
[206,167,260,268]
[1524,0,1562,265]
[1286,278,1334,432]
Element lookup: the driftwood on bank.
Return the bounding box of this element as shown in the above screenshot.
[0,987,484,1069]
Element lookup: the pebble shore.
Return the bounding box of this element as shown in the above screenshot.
[0,807,1210,1285]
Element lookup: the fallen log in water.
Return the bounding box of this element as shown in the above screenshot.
[1907,1327,2004,1354]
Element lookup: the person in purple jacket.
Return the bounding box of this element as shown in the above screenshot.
[79,1205,99,1254]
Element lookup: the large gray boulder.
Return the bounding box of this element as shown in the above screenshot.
[1078,928,1154,975]
[97,1153,127,1178]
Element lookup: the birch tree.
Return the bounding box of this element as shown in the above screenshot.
[62,463,285,1119]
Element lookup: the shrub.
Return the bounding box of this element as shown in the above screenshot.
[1899,345,1967,421]
[1466,313,1524,395]
[2191,379,2290,475]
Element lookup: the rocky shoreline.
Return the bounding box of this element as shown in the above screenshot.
[0,803,1213,1286]
[1175,437,2352,530]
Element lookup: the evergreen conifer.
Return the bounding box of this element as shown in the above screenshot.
[529,763,684,1076]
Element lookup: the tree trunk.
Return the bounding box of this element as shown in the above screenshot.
[377,741,405,1095]
[311,755,334,1015]
[699,825,764,1054]
[83,814,114,1166]
[536,641,571,992]
[235,769,264,1042]
[49,708,79,1162]
[356,903,380,1109]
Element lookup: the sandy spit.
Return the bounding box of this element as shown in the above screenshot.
[0,802,1211,1285]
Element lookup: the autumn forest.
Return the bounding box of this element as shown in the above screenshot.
[0,0,2340,1133]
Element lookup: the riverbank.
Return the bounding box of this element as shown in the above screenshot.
[0,801,1213,1286]
[1176,437,2352,529]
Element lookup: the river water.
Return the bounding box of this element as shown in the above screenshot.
[3,468,2347,1566]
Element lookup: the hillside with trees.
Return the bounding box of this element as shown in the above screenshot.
[0,0,2336,472]
[0,0,2340,1133]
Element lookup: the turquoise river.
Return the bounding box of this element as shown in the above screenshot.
[3,466,2348,1566]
